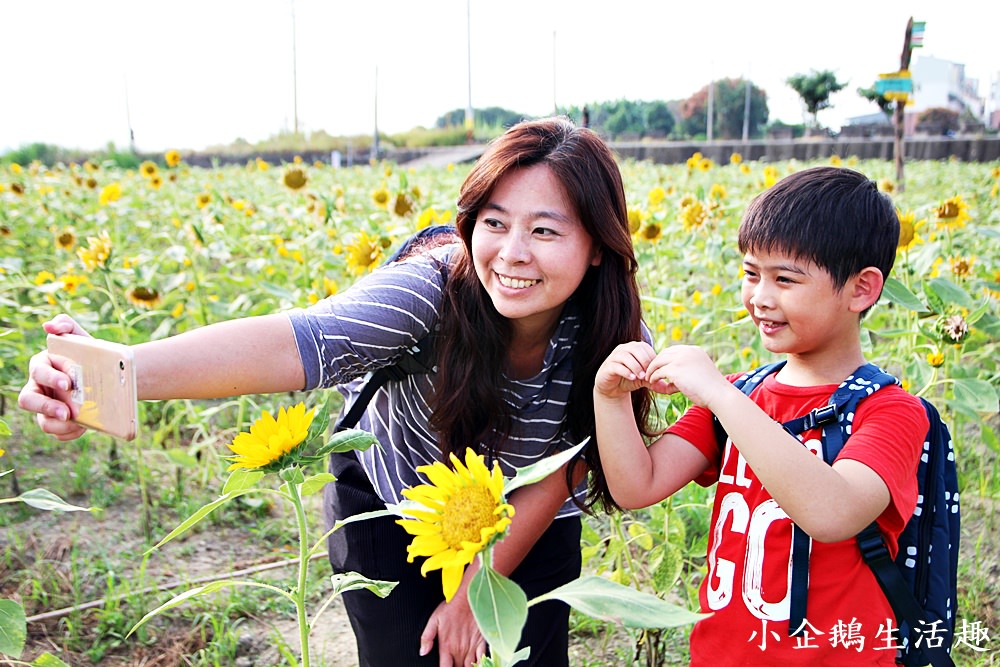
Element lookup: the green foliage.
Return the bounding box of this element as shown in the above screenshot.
[785,69,848,125]
[857,86,896,118]
[1,143,68,166]
[679,78,768,140]
[435,106,527,130]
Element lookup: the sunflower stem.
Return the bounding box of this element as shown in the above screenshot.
[289,477,312,667]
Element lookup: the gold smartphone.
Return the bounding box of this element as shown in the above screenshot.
[46,334,138,440]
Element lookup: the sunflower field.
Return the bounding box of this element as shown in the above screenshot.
[1,151,998,666]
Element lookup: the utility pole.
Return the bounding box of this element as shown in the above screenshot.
[373,66,380,161]
[465,0,474,143]
[552,30,558,115]
[291,0,299,135]
[124,74,135,153]
[742,77,752,143]
[706,78,714,141]
[894,17,914,192]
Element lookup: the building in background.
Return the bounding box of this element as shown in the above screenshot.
[907,55,987,133]
[990,72,1000,130]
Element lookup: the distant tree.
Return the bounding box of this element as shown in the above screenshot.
[679,78,768,139]
[645,100,675,136]
[786,70,847,127]
[435,107,524,129]
[916,107,960,135]
[603,100,645,138]
[857,86,895,120]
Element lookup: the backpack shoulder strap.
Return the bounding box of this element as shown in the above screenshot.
[334,335,437,432]
[818,363,899,463]
[712,361,786,445]
[332,226,456,433]
[733,360,786,394]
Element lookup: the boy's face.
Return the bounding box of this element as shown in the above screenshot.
[741,250,859,360]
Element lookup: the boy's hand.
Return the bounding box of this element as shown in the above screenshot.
[646,345,729,408]
[595,341,662,398]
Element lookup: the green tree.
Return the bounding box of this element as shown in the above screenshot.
[645,100,675,136]
[857,86,896,120]
[786,69,847,127]
[679,78,768,140]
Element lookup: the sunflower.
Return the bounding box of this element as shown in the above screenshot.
[680,200,709,231]
[56,228,77,251]
[896,209,926,250]
[77,231,112,271]
[627,207,644,235]
[226,403,315,471]
[126,286,162,309]
[729,152,743,165]
[393,192,414,217]
[949,255,974,278]
[140,161,159,178]
[345,231,384,274]
[938,314,969,344]
[99,182,122,206]
[165,150,182,167]
[283,168,307,190]
[59,273,88,294]
[647,186,666,208]
[639,222,662,242]
[372,187,391,209]
[196,192,212,209]
[763,166,779,188]
[397,448,515,602]
[935,195,970,230]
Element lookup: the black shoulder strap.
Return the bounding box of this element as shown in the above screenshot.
[333,225,456,433]
[333,336,437,432]
[857,523,956,667]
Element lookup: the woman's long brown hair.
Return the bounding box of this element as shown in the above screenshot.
[429,117,654,512]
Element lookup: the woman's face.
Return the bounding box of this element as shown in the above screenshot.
[471,163,601,338]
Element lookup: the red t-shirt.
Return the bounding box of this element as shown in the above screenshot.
[667,372,928,666]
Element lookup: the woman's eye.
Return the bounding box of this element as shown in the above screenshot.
[482,218,504,229]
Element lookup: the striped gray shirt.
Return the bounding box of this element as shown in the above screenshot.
[287,244,586,518]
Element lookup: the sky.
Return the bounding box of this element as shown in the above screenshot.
[2,0,997,153]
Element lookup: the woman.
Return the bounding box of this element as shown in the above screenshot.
[20,117,654,666]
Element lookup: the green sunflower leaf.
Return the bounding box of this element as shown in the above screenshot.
[504,438,588,495]
[18,488,93,513]
[299,472,336,496]
[469,565,528,663]
[881,278,928,313]
[0,598,26,658]
[529,575,706,628]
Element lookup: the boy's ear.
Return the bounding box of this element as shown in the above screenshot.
[849,267,885,312]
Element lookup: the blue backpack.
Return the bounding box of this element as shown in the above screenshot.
[723,361,960,667]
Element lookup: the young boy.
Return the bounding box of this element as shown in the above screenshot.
[594,166,928,666]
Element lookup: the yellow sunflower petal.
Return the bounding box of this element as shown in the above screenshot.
[441,564,466,602]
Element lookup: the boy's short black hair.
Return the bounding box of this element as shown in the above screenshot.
[738,166,898,291]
